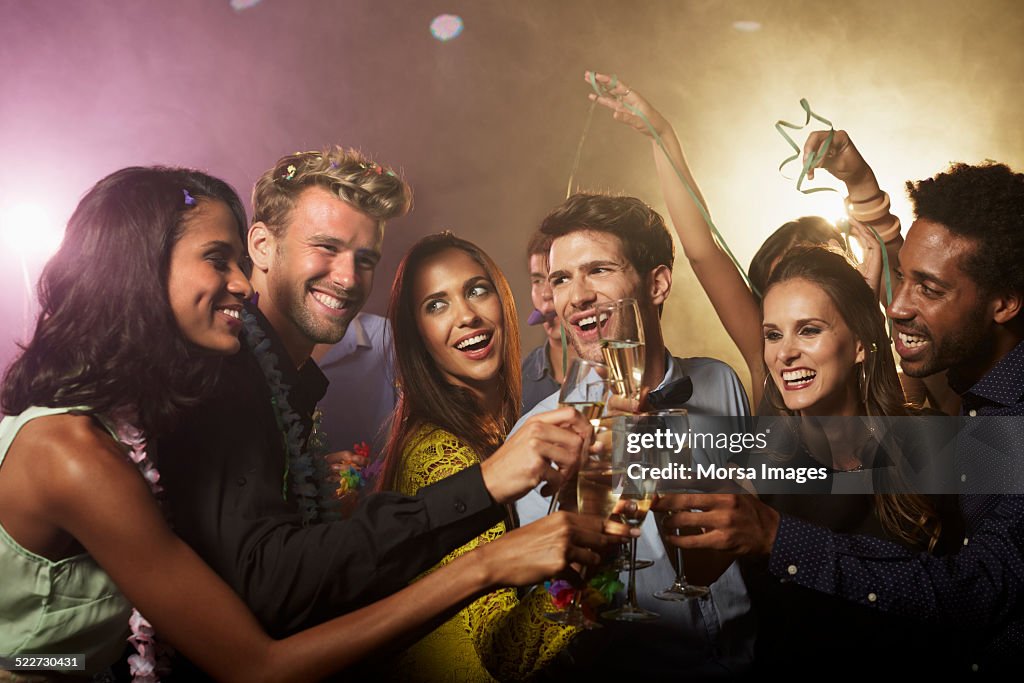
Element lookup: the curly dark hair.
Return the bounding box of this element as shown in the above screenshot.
[2,166,248,437]
[906,162,1024,296]
[539,193,675,274]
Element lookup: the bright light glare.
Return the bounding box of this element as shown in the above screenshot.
[0,203,64,263]
[732,21,762,32]
[847,233,865,262]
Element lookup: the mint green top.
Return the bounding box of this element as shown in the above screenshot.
[0,406,132,675]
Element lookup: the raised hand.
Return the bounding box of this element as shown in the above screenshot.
[848,217,883,296]
[802,129,873,187]
[585,70,670,139]
[480,406,589,504]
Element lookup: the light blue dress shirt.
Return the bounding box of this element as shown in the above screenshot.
[315,313,397,460]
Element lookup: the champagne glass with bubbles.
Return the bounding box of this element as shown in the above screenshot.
[601,414,660,622]
[544,424,621,628]
[597,298,645,401]
[546,359,612,514]
[651,409,710,601]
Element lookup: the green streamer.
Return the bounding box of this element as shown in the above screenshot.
[774,98,838,194]
[586,72,760,298]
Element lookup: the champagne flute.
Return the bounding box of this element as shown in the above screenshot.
[558,358,610,426]
[596,298,645,401]
[651,409,710,601]
[594,301,653,571]
[547,359,611,514]
[601,415,660,622]
[544,430,620,628]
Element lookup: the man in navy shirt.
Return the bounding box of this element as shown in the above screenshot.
[657,162,1024,672]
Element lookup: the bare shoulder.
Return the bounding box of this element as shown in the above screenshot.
[11,413,136,494]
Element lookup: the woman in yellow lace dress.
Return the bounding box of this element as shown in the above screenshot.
[377,233,585,682]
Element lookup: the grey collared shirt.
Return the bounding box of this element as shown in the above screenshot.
[521,343,561,416]
[514,352,754,674]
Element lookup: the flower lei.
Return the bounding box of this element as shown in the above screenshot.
[545,569,624,623]
[110,407,173,683]
[241,309,332,525]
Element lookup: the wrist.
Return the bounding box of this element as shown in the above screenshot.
[470,540,499,588]
[478,459,508,505]
[843,171,879,202]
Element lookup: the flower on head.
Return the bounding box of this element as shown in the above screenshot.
[284,164,297,180]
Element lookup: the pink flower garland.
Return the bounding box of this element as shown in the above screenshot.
[112,407,172,683]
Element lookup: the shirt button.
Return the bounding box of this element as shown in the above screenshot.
[867,592,877,603]
[961,474,968,482]
[964,537,969,546]
[787,564,798,576]
[454,500,467,513]
[237,476,247,486]
[971,664,979,672]
[968,409,977,417]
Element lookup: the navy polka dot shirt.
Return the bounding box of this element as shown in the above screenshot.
[769,340,1024,672]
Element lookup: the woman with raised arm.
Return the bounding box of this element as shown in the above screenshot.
[587,71,908,410]
[657,246,961,672]
[0,169,610,682]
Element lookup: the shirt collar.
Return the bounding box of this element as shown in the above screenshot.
[961,338,1024,410]
[655,350,681,391]
[318,314,370,366]
[524,343,556,382]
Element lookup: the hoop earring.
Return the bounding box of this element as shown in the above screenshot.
[762,372,788,414]
[858,360,870,406]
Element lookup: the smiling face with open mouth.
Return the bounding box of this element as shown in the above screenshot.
[413,247,505,397]
[887,219,995,382]
[253,187,381,361]
[762,278,865,416]
[168,199,252,354]
[547,230,644,363]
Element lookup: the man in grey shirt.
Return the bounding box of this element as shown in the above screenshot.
[514,193,754,676]
[521,229,577,414]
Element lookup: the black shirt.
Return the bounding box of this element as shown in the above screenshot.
[158,308,503,638]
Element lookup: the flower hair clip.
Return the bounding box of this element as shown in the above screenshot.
[283,164,297,180]
[182,189,196,206]
[357,161,397,178]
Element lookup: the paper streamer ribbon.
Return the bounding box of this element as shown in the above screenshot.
[776,99,894,322]
[774,98,837,194]
[584,72,759,297]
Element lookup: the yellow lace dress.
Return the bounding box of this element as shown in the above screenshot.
[388,424,576,682]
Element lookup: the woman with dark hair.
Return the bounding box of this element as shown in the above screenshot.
[655,245,959,672]
[0,170,608,682]
[376,232,605,682]
[587,71,900,410]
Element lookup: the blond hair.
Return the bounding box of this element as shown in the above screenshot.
[252,146,412,236]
